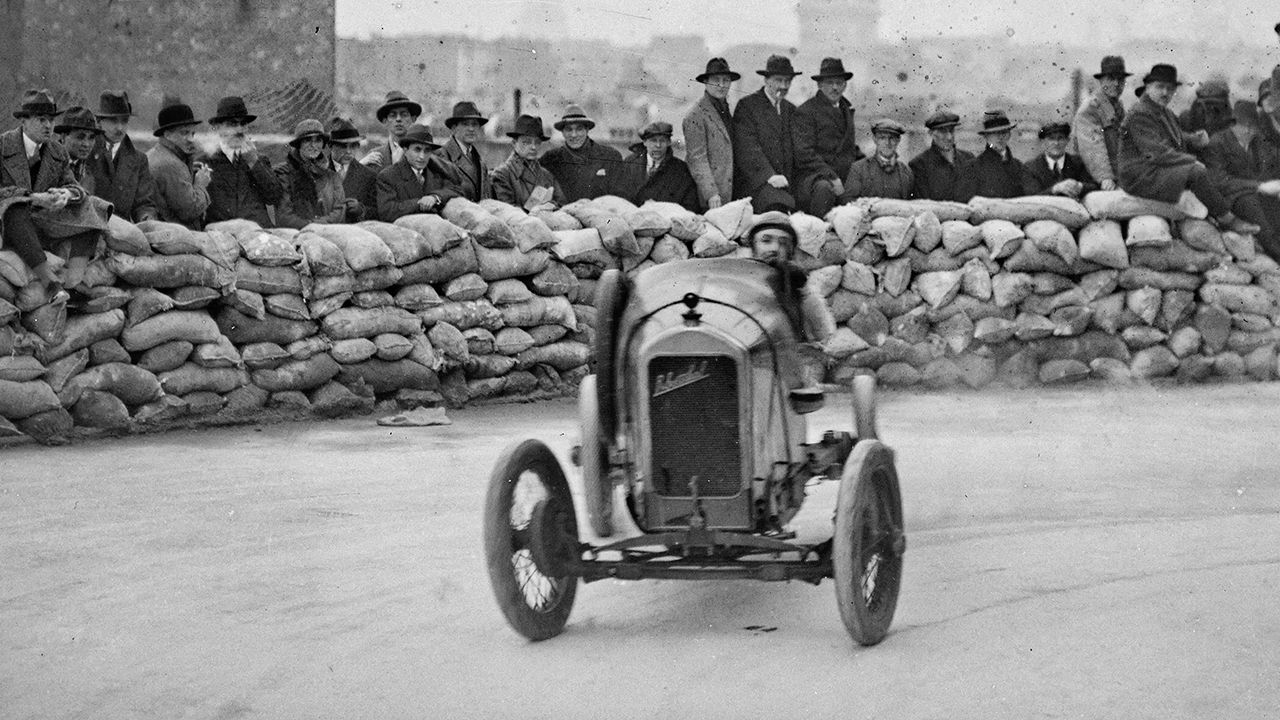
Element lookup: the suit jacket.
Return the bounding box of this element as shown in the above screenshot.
[1021,153,1098,196]
[335,158,378,221]
[733,87,797,199]
[616,147,700,211]
[202,148,283,226]
[435,137,491,202]
[359,138,400,170]
[539,138,624,202]
[146,138,209,229]
[793,93,863,210]
[1203,128,1262,205]
[908,143,977,202]
[274,149,348,229]
[842,155,914,201]
[376,155,461,222]
[681,94,734,208]
[490,153,565,208]
[88,134,158,222]
[1070,89,1125,184]
[972,146,1026,199]
[0,129,107,243]
[1117,93,1199,204]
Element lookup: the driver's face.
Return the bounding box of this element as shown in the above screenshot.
[751,229,792,262]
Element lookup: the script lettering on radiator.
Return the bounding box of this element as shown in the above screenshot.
[652,360,712,397]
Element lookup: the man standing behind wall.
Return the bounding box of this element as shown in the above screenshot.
[909,110,976,201]
[540,105,623,202]
[88,91,157,223]
[793,57,863,217]
[734,55,801,212]
[203,96,282,226]
[361,91,423,170]
[436,101,492,202]
[146,101,210,229]
[1071,56,1131,191]
[682,57,738,211]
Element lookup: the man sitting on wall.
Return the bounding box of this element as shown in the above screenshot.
[1021,121,1098,198]
[616,121,699,211]
[375,125,461,222]
[909,110,976,202]
[841,118,913,201]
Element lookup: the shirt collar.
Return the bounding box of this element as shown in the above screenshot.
[1045,153,1063,168]
[22,132,40,158]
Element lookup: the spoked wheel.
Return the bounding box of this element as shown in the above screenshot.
[578,375,614,538]
[483,439,580,641]
[833,439,905,646]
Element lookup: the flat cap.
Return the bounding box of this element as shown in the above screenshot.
[639,121,673,139]
[870,118,906,136]
[924,110,960,130]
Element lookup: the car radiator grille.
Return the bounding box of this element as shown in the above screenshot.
[648,355,741,497]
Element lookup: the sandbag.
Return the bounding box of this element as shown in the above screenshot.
[510,215,560,253]
[63,363,163,406]
[289,335,332,360]
[0,250,34,287]
[321,306,421,340]
[124,289,176,326]
[445,273,489,301]
[105,215,152,255]
[869,198,971,221]
[979,219,1023,259]
[398,241,479,285]
[265,294,311,321]
[235,258,304,295]
[441,196,517,249]
[1083,189,1207,221]
[170,286,220,311]
[428,322,469,363]
[141,221,201,255]
[158,363,247,396]
[1117,267,1200,292]
[241,342,291,370]
[624,208,672,239]
[417,299,505,331]
[215,306,319,346]
[0,379,60,419]
[134,340,191,374]
[529,262,578,298]
[392,213,469,254]
[515,340,592,371]
[0,355,45,383]
[1024,219,1079,264]
[89,338,130,365]
[21,300,66,344]
[463,327,497,355]
[239,230,301,266]
[880,257,912,296]
[692,225,738,258]
[355,220,439,265]
[499,295,578,330]
[373,333,414,361]
[969,195,1091,228]
[789,212,829,258]
[192,336,242,369]
[550,228,610,267]
[1130,345,1180,378]
[1125,215,1173,247]
[1204,262,1252,286]
[494,327,536,355]
[911,211,943,252]
[121,310,221,351]
[841,261,876,295]
[915,270,961,309]
[641,200,705,241]
[349,290,395,309]
[330,337,378,364]
[204,218,260,235]
[1129,240,1219,273]
[348,265,403,293]
[110,253,234,290]
[1200,284,1278,315]
[869,216,915,257]
[940,220,983,254]
[702,197,754,239]
[486,278,534,305]
[407,332,441,371]
[807,265,843,297]
[472,244,552,281]
[251,353,341,393]
[71,389,130,429]
[16,407,74,444]
[228,288,267,319]
[532,208,582,232]
[973,316,1017,344]
[1077,220,1128,269]
[297,231,351,276]
[192,229,240,270]
[302,223,395,271]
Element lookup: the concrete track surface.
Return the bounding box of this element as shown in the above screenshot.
[3,384,1279,720]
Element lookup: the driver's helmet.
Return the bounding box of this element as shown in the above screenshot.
[747,211,797,261]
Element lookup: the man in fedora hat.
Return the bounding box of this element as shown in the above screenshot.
[1203,101,1280,259]
[435,101,492,202]
[1071,55,1131,191]
[683,57,739,210]
[972,110,1026,198]
[1119,64,1260,235]
[909,110,977,202]
[841,118,914,201]
[376,125,461,222]
[146,100,211,229]
[794,57,864,216]
[274,119,351,229]
[616,121,699,211]
[203,96,282,226]
[361,90,423,170]
[54,107,102,190]
[87,90,158,223]
[1,89,112,300]
[540,104,623,202]
[491,114,564,209]
[327,117,377,221]
[1021,121,1098,198]
[733,54,802,212]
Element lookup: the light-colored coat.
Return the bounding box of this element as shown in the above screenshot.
[146,138,209,229]
[682,94,734,209]
[1070,89,1125,184]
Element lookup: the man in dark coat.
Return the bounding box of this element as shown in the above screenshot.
[1204,101,1280,259]
[1021,121,1098,197]
[327,117,377,221]
[55,107,101,191]
[490,115,565,209]
[147,102,210,229]
[734,55,802,212]
[1254,78,1280,245]
[539,105,624,202]
[841,118,914,201]
[1118,64,1258,234]
[793,57,864,216]
[435,101,492,202]
[376,126,461,221]
[909,110,977,201]
[971,110,1026,198]
[202,96,283,226]
[1178,80,1233,136]
[274,119,351,229]
[360,91,422,170]
[87,91,158,223]
[616,121,699,211]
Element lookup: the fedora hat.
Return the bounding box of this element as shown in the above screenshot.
[757,54,802,78]
[153,102,202,137]
[812,57,853,81]
[507,114,550,141]
[1093,56,1132,79]
[870,118,906,137]
[209,96,256,124]
[695,57,741,83]
[1142,64,1182,86]
[638,121,673,140]
[396,124,440,150]
[924,110,960,130]
[96,91,133,119]
[1038,121,1071,139]
[977,110,1017,134]
[13,88,60,119]
[326,117,364,144]
[55,106,102,135]
[288,118,328,148]
[554,104,595,131]
[444,101,488,129]
[376,90,422,123]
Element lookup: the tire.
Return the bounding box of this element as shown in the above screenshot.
[483,439,579,641]
[578,375,614,537]
[833,439,904,646]
[852,374,879,440]
[592,269,626,441]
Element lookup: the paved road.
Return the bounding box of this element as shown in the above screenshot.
[3,384,1279,719]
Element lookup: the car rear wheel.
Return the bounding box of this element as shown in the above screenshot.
[483,439,579,641]
[833,439,904,646]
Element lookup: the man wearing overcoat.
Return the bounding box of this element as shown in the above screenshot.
[734,54,802,212]
[435,101,492,202]
[616,121,699,211]
[971,110,1026,198]
[1021,121,1098,197]
[202,96,283,226]
[146,101,210,229]
[682,57,738,210]
[376,126,461,222]
[1071,56,1130,191]
[539,105,623,202]
[87,91,158,223]
[327,117,378,221]
[908,110,977,201]
[793,57,864,216]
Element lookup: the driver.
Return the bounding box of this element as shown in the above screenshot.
[747,211,838,346]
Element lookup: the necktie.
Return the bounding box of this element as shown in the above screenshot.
[1054,159,1062,179]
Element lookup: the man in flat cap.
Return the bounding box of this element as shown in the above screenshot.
[1071,55,1131,191]
[617,121,699,211]
[971,110,1026,198]
[146,101,211,229]
[376,126,461,222]
[86,91,158,223]
[1202,100,1280,260]
[841,118,913,201]
[490,114,564,210]
[1021,121,1097,198]
[203,96,282,226]
[436,101,492,202]
[54,107,102,191]
[327,117,378,221]
[793,57,864,216]
[683,57,739,211]
[909,110,977,201]
[540,104,623,202]
[734,54,802,212]
[361,90,423,170]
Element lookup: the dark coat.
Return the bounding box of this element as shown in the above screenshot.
[1252,116,1280,180]
[539,138,624,202]
[337,158,378,221]
[0,129,109,244]
[435,137,491,202]
[1203,129,1262,205]
[793,93,863,211]
[1117,94,1200,204]
[616,146,700,211]
[1021,153,1099,196]
[733,87,797,209]
[88,134,158,222]
[202,149,283,226]
[908,143,977,202]
[841,155,914,201]
[490,153,565,208]
[375,155,461,222]
[273,149,347,229]
[971,146,1026,198]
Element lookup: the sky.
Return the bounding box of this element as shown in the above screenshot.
[335,0,1280,49]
